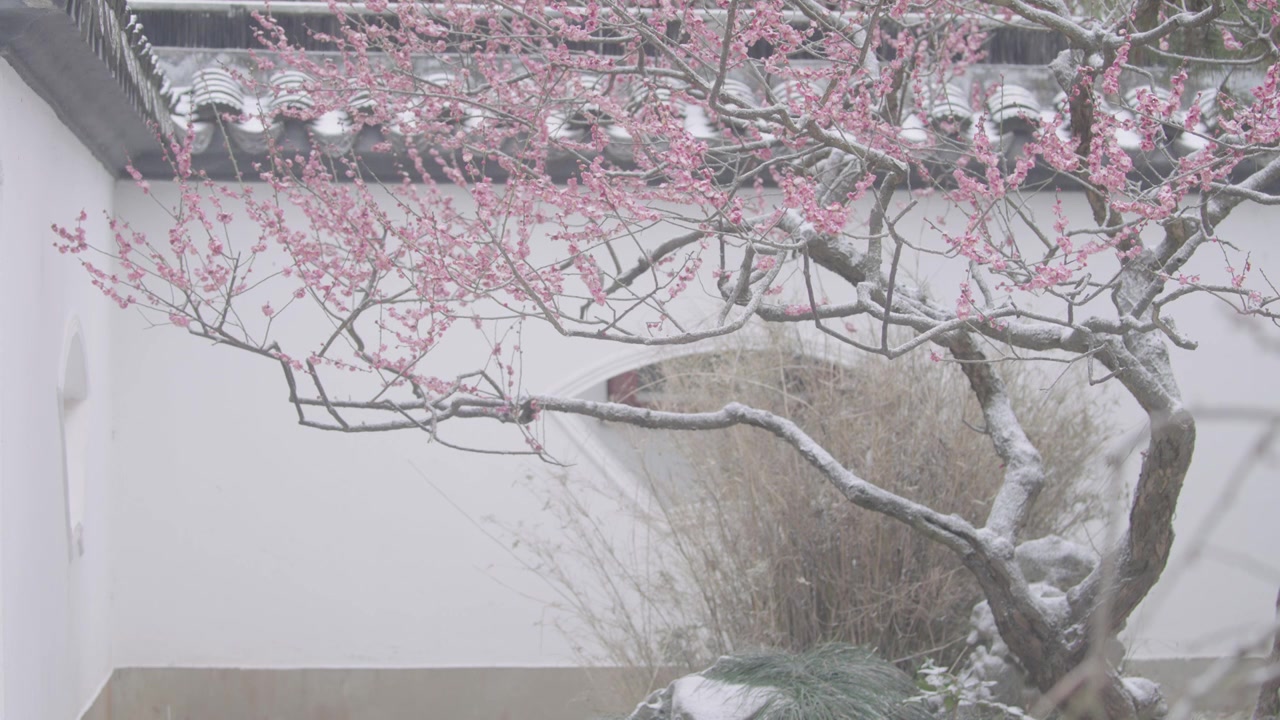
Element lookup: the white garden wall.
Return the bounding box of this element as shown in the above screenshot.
[108,181,1280,670]
[106,321,590,668]
[0,60,117,720]
[108,184,599,667]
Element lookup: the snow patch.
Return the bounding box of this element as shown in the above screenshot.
[670,675,778,720]
[625,672,778,720]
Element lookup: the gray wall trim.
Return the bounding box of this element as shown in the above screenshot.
[98,666,644,720]
[78,660,1272,720]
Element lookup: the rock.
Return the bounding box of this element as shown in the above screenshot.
[1015,536,1097,589]
[668,674,777,720]
[1122,677,1168,720]
[959,629,1028,708]
[628,685,672,720]
[623,663,778,720]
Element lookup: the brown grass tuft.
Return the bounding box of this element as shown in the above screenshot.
[521,332,1111,700]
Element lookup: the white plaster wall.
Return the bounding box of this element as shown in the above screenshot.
[0,61,117,719]
[108,334,568,666]
[108,181,1279,669]
[108,183,586,667]
[106,260,605,668]
[107,185,742,669]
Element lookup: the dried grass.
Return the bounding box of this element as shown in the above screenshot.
[521,332,1111,701]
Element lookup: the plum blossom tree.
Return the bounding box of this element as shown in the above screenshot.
[55,0,1280,716]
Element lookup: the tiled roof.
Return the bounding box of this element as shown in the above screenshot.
[7,0,1259,182]
[151,51,1257,183]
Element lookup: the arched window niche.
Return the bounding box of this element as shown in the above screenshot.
[59,321,90,559]
[542,347,707,500]
[569,345,989,506]
[577,349,836,504]
[551,343,899,504]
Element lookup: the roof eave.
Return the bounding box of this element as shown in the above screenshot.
[0,0,170,176]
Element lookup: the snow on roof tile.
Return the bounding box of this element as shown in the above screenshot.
[156,53,1233,185]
